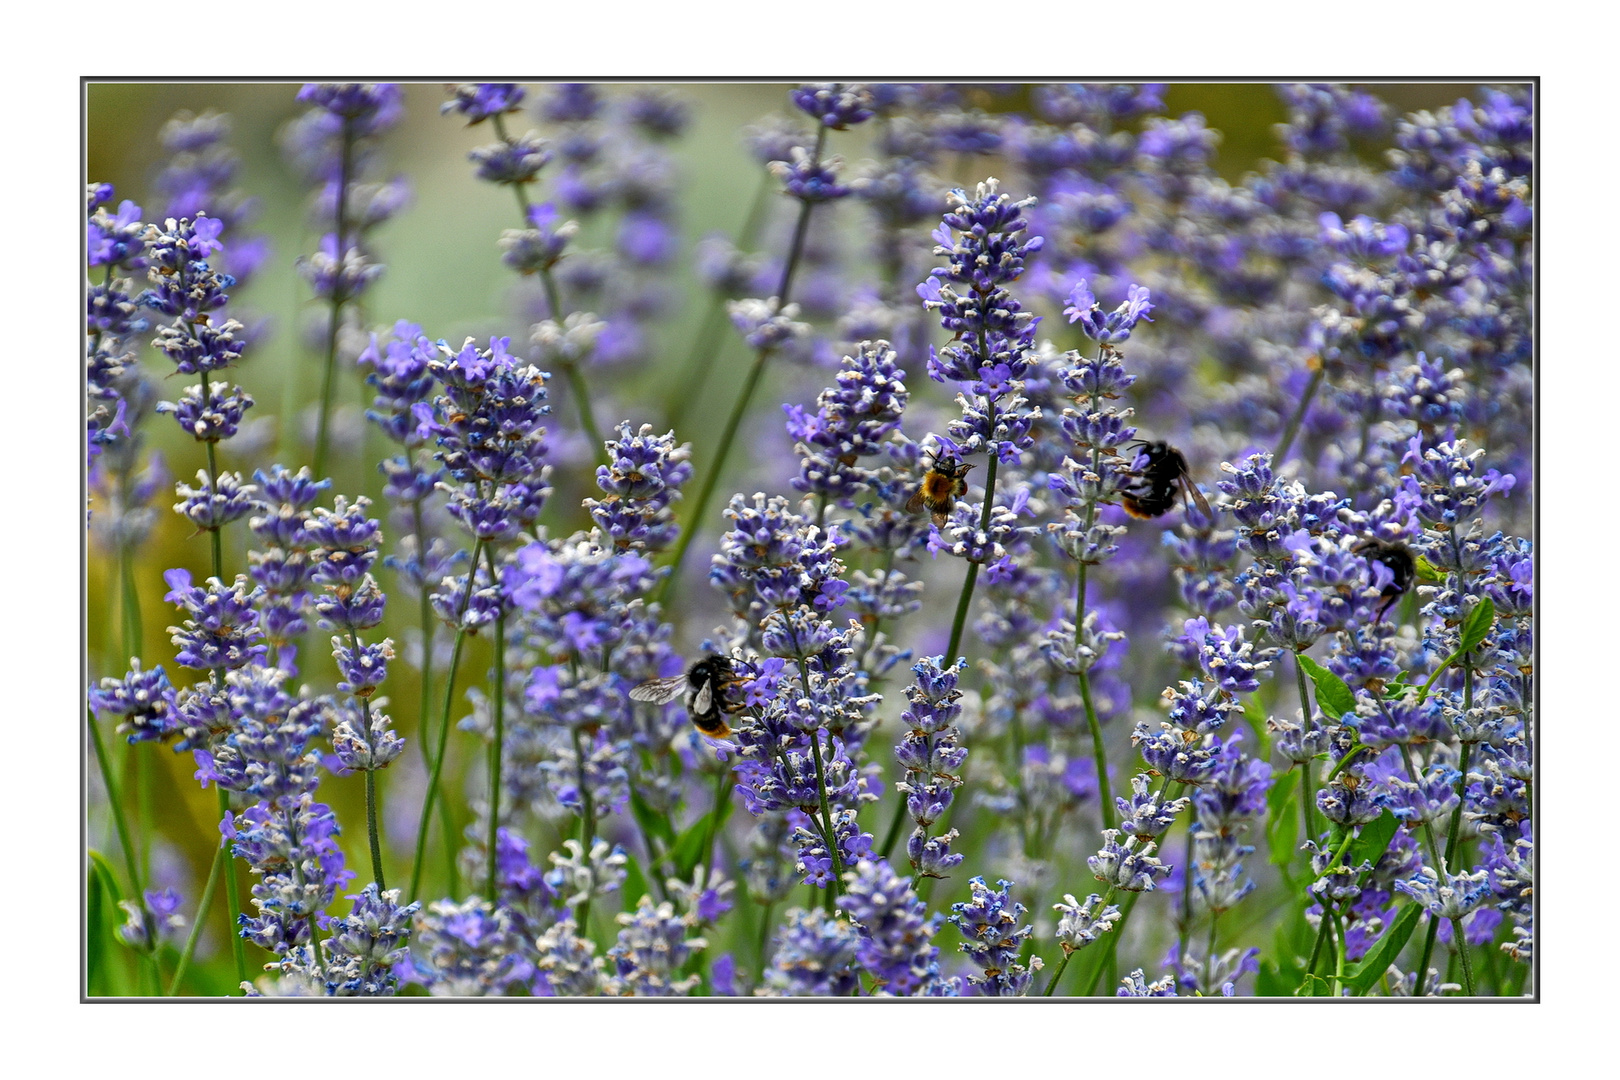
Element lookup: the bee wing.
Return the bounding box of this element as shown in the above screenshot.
[905,488,929,515]
[690,679,713,717]
[1180,473,1213,519]
[629,675,688,705]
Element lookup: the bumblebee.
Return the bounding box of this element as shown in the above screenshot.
[1356,538,1416,622]
[629,654,746,738]
[1120,440,1213,520]
[905,451,974,527]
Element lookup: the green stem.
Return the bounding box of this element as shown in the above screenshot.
[572,724,596,931]
[854,547,897,674]
[1294,652,1320,843]
[942,407,1003,667]
[1321,825,1356,877]
[1444,741,1474,873]
[1417,667,1478,996]
[86,707,156,969]
[311,114,356,481]
[667,173,773,432]
[1274,364,1324,463]
[657,124,831,605]
[484,550,507,902]
[539,265,604,458]
[214,787,249,985]
[115,520,151,884]
[1042,890,1116,996]
[1398,744,1445,871]
[279,800,327,979]
[1176,825,1195,966]
[703,760,731,875]
[117,536,143,669]
[411,495,435,759]
[1041,948,1076,997]
[202,449,224,579]
[1076,778,1187,994]
[409,538,486,900]
[559,357,604,455]
[1451,916,1477,995]
[942,561,982,667]
[809,726,845,899]
[1078,670,1113,831]
[877,795,908,861]
[1326,743,1373,782]
[1302,913,1332,991]
[363,766,386,892]
[345,626,389,892]
[489,111,605,463]
[407,497,460,890]
[667,293,734,434]
[1071,364,1114,830]
[1080,889,1137,995]
[1328,907,1346,996]
[1417,634,1481,706]
[1414,915,1441,996]
[193,366,248,988]
[1008,706,1030,856]
[166,837,225,995]
[755,900,775,984]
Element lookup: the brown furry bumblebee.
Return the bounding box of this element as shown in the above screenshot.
[906,451,974,527]
[1356,538,1416,622]
[1120,440,1212,520]
[629,655,746,738]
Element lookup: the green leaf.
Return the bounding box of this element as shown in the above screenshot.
[1346,809,1400,870]
[630,789,676,848]
[1297,653,1355,720]
[87,857,110,995]
[667,795,735,880]
[86,850,126,997]
[618,851,650,913]
[1341,902,1423,994]
[1457,597,1497,657]
[87,849,127,905]
[1266,779,1299,871]
[1383,675,1415,699]
[1413,553,1445,584]
[1255,959,1294,997]
[1245,696,1273,759]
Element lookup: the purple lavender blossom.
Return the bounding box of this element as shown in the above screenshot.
[790,84,876,130]
[840,858,953,996]
[950,877,1042,996]
[759,907,860,996]
[89,660,179,745]
[784,339,908,506]
[894,657,968,878]
[442,83,528,125]
[584,423,692,552]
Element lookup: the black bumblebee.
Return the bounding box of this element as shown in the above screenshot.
[629,654,746,738]
[906,450,975,527]
[1356,538,1415,622]
[1120,440,1213,520]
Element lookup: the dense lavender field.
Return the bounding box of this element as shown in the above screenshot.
[83,81,1534,1001]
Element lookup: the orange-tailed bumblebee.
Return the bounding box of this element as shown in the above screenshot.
[905,451,974,527]
[1120,440,1213,520]
[629,655,745,738]
[1356,538,1415,622]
